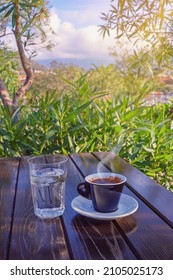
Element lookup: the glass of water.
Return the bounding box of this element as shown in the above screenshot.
[28,155,68,219]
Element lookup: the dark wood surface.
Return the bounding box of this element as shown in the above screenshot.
[0,152,173,260]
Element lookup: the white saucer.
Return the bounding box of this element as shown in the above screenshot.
[71,194,138,220]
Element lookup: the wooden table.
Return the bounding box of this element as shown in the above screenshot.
[0,152,173,260]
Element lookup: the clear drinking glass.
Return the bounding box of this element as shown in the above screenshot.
[28,155,68,219]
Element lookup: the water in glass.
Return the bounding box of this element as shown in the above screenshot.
[30,166,66,219]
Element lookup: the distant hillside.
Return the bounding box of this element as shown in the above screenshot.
[14,56,48,74]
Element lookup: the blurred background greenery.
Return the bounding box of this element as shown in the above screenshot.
[0,0,173,191]
[0,47,172,190]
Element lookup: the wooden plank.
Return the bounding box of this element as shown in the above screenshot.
[93,152,173,227]
[63,154,136,260]
[70,153,173,259]
[9,157,70,260]
[0,158,19,260]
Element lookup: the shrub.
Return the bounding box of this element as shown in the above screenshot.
[0,84,172,190]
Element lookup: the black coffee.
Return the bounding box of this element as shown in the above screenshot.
[90,176,122,184]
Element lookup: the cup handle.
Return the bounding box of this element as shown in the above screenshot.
[77,182,91,199]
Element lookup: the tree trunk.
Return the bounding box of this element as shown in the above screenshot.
[0,78,13,108]
[12,2,34,108]
[0,2,35,113]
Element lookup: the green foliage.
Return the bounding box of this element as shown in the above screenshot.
[0,74,172,190]
[100,0,173,68]
[0,0,172,192]
[89,49,158,97]
[30,63,84,95]
[100,0,173,44]
[118,103,173,190]
[0,105,28,156]
[30,45,173,105]
[0,45,19,94]
[0,0,51,58]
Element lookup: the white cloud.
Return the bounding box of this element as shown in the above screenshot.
[50,0,112,28]
[2,3,134,67]
[36,11,115,63]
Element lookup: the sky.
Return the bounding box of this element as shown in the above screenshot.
[35,0,116,68]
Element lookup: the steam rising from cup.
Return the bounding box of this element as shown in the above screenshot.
[97,134,125,174]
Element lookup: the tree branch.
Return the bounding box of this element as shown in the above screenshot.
[0,32,13,38]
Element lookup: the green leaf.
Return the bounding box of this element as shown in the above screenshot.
[32,0,40,4]
[68,124,82,132]
[11,106,24,125]
[0,3,12,13]
[122,109,141,122]
[142,145,155,153]
[0,128,8,136]
[63,100,93,122]
[12,7,17,28]
[67,133,75,151]
[21,142,37,152]
[17,23,30,39]
[3,6,14,18]
[34,24,46,38]
[45,130,57,141]
[19,3,33,8]
[136,2,146,12]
